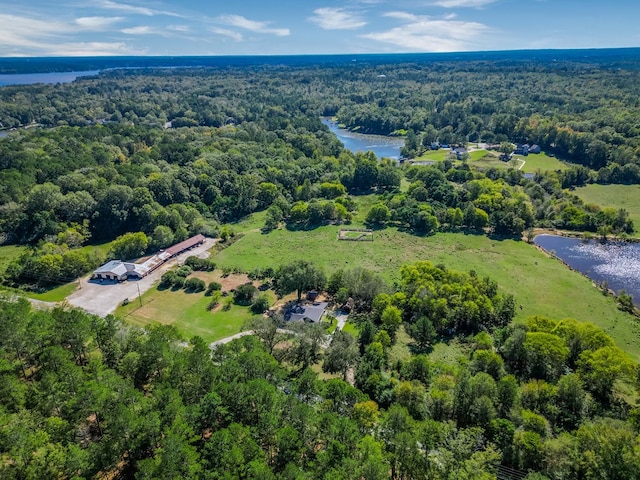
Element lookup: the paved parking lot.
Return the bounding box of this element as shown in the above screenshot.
[66,238,216,316]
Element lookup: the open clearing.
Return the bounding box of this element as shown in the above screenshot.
[471,151,569,173]
[214,207,640,360]
[115,272,274,343]
[575,184,640,234]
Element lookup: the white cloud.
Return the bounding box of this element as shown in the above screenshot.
[384,11,418,21]
[216,14,290,36]
[429,0,498,7]
[362,12,489,52]
[167,24,191,32]
[209,27,244,42]
[75,16,123,29]
[309,8,367,30]
[0,13,137,56]
[96,0,182,18]
[120,25,156,35]
[47,42,133,56]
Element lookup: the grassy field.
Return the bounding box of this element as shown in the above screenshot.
[213,209,640,360]
[471,151,569,173]
[115,271,274,343]
[0,244,25,273]
[27,283,78,302]
[521,152,570,172]
[575,184,640,234]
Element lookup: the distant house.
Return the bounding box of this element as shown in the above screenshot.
[514,144,529,156]
[529,144,541,154]
[499,153,512,162]
[430,142,440,150]
[451,146,468,160]
[285,302,328,323]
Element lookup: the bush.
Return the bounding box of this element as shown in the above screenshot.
[185,256,216,271]
[207,291,222,310]
[184,277,206,292]
[176,265,193,278]
[234,283,258,304]
[172,276,185,289]
[206,281,222,295]
[160,271,177,288]
[251,294,271,314]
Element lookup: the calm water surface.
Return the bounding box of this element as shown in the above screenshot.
[534,234,640,306]
[0,70,99,86]
[322,118,404,159]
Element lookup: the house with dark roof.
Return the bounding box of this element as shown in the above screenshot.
[529,144,541,154]
[285,302,328,323]
[514,144,529,156]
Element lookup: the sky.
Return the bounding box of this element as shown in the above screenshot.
[0,0,639,57]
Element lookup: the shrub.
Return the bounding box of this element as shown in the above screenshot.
[234,283,258,304]
[207,291,222,310]
[160,271,177,288]
[206,281,222,295]
[172,276,185,289]
[184,277,206,292]
[185,256,216,271]
[251,294,271,314]
[176,265,193,278]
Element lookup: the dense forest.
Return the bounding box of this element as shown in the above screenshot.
[1,257,639,479]
[1,52,640,479]
[2,55,639,286]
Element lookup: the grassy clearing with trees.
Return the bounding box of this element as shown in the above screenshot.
[575,184,640,233]
[115,271,275,343]
[213,208,640,360]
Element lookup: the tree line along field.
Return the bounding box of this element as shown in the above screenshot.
[575,184,640,234]
[212,202,640,361]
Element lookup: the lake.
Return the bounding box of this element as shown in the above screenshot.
[534,234,640,306]
[321,118,405,160]
[0,70,99,87]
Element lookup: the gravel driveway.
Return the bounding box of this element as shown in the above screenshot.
[66,237,217,317]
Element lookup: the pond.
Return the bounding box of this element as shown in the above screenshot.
[321,117,405,160]
[534,234,640,306]
[0,70,99,86]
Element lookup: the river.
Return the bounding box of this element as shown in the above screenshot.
[534,234,640,306]
[321,118,405,160]
[0,70,99,87]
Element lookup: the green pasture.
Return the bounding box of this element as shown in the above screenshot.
[214,209,640,360]
[0,244,25,273]
[115,272,274,343]
[521,152,570,172]
[471,151,569,173]
[575,184,640,234]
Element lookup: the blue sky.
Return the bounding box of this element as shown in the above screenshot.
[0,0,638,56]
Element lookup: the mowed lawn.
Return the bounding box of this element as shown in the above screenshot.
[214,215,640,360]
[471,151,569,173]
[575,184,640,234]
[115,272,274,343]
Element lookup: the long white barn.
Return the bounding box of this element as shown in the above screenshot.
[92,234,205,282]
